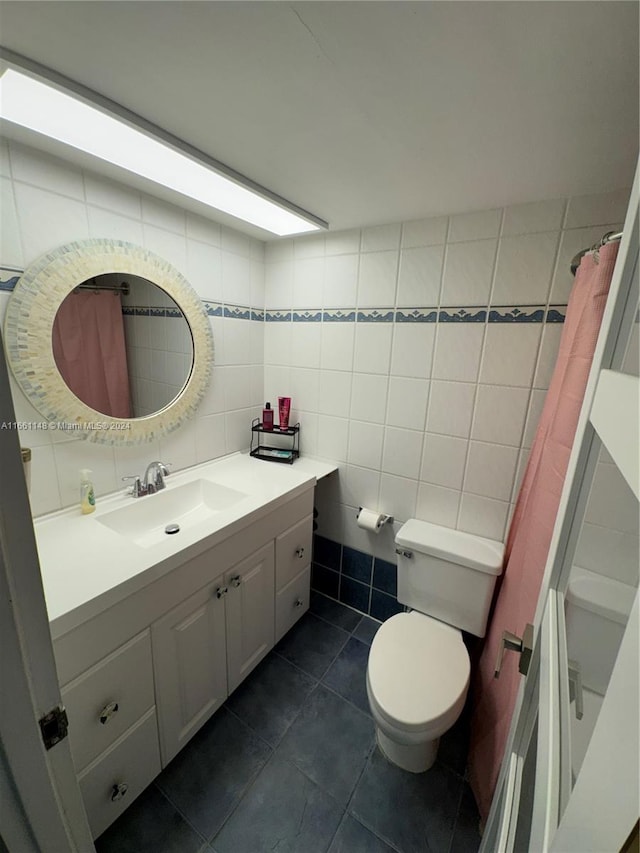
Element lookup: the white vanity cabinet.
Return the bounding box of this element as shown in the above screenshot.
[52,485,315,839]
[151,573,228,766]
[152,541,275,765]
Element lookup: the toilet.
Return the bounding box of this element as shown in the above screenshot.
[565,566,635,696]
[366,519,504,773]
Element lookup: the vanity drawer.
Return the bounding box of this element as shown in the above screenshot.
[275,566,310,643]
[275,515,313,590]
[61,629,154,773]
[78,707,161,840]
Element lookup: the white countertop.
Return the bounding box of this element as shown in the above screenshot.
[35,452,337,639]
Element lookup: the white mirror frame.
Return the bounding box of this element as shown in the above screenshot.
[3,238,214,446]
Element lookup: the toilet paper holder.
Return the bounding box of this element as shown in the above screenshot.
[357,507,394,528]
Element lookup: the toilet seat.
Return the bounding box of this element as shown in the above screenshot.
[367,611,470,735]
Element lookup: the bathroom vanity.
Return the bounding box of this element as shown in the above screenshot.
[34,453,336,839]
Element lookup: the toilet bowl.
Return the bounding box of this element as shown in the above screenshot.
[367,610,470,772]
[366,519,504,773]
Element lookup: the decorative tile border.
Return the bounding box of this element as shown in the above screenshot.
[356,308,395,322]
[440,307,487,323]
[292,310,322,322]
[203,301,223,317]
[0,269,21,292]
[265,309,293,322]
[395,307,438,323]
[2,266,567,324]
[122,305,186,318]
[488,305,546,323]
[546,306,567,323]
[224,304,251,320]
[322,309,356,322]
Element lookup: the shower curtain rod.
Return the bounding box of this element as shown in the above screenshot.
[570,230,623,276]
[73,280,130,296]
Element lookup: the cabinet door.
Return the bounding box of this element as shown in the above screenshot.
[225,543,275,693]
[152,577,228,766]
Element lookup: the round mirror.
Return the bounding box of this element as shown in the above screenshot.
[52,274,193,419]
[4,239,213,445]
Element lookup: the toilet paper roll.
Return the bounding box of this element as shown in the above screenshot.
[357,507,386,534]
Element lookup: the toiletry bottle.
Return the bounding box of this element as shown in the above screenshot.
[80,469,96,515]
[262,401,274,430]
[278,396,291,430]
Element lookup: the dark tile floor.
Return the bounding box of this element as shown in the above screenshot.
[96,593,481,853]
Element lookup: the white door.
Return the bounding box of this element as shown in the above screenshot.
[482,166,639,852]
[152,575,228,765]
[225,542,275,693]
[0,331,95,852]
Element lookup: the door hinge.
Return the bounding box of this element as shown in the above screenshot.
[39,705,69,750]
[494,623,534,678]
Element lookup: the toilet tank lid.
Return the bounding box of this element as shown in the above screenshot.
[566,566,635,626]
[395,520,504,575]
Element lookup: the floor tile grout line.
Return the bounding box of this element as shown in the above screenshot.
[309,589,376,632]
[223,660,319,750]
[222,702,279,752]
[205,756,274,846]
[154,707,275,846]
[219,697,273,751]
[446,774,468,853]
[320,680,373,721]
[151,779,210,847]
[342,747,405,853]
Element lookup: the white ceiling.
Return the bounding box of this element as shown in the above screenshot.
[0,1,638,238]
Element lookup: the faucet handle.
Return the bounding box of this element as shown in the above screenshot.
[122,475,143,497]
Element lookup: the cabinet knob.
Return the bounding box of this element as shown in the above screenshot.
[295,598,304,608]
[216,586,228,599]
[230,575,242,588]
[295,547,305,559]
[110,782,128,802]
[99,701,119,725]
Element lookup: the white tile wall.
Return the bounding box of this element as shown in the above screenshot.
[1,141,265,517]
[357,251,398,306]
[441,239,496,305]
[397,246,444,306]
[2,140,631,548]
[266,185,631,553]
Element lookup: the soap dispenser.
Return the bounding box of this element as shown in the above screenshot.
[80,469,96,515]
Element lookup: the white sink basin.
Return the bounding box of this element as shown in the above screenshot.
[96,479,248,548]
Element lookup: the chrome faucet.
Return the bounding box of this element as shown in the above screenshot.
[122,461,170,498]
[143,461,170,494]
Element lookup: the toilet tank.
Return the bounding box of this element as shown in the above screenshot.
[565,567,635,695]
[395,520,504,637]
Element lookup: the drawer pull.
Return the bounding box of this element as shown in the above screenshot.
[110,782,129,802]
[295,547,305,559]
[216,586,228,599]
[99,702,119,725]
[295,598,304,609]
[230,575,242,588]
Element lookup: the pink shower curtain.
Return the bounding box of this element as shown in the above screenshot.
[52,291,131,419]
[467,241,619,821]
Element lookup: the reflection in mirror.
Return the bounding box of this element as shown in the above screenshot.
[52,274,193,419]
[565,439,638,784]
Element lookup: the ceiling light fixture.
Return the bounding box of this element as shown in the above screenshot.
[0,67,326,236]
